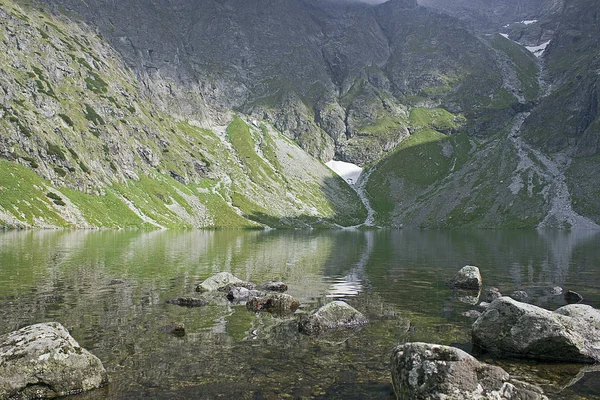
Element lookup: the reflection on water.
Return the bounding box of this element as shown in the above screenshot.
[0,229,599,399]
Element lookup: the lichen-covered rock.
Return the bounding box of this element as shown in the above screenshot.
[390,342,548,400]
[166,297,209,308]
[246,293,300,315]
[259,281,288,292]
[227,287,265,303]
[0,322,108,400]
[449,265,482,290]
[473,297,600,362]
[298,301,368,336]
[195,272,249,293]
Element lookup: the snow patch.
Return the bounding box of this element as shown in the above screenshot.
[520,20,538,25]
[326,160,363,186]
[526,41,551,58]
[500,33,510,39]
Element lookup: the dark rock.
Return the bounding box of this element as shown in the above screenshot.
[226,287,265,303]
[473,297,600,362]
[391,342,548,400]
[299,301,368,336]
[166,297,209,308]
[0,322,108,399]
[510,290,529,302]
[448,265,482,290]
[246,293,300,315]
[564,290,583,304]
[485,287,502,303]
[159,323,185,336]
[259,281,288,292]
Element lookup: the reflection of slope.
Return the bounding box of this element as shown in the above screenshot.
[326,231,375,298]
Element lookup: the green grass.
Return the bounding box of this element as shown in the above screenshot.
[409,108,464,132]
[359,116,406,135]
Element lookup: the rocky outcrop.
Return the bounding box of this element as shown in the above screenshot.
[0,322,108,400]
[246,294,300,315]
[390,342,548,400]
[196,272,250,293]
[448,266,482,290]
[472,297,600,362]
[298,301,368,336]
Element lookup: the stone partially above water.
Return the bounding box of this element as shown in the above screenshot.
[246,293,300,315]
[390,342,547,400]
[166,297,209,308]
[259,281,288,292]
[196,272,250,293]
[473,297,600,362]
[448,265,482,290]
[0,322,108,400]
[227,287,265,303]
[299,301,368,336]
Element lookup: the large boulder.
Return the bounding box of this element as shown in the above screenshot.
[195,272,252,293]
[298,301,368,336]
[391,342,548,400]
[448,265,482,290]
[473,297,600,362]
[246,293,300,315]
[0,322,108,400]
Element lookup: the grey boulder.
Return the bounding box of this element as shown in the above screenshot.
[473,297,600,362]
[0,322,108,400]
[259,281,288,292]
[449,265,482,290]
[390,342,548,400]
[227,287,265,303]
[299,301,368,336]
[196,272,252,293]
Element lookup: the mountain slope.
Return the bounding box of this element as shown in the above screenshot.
[0,0,366,228]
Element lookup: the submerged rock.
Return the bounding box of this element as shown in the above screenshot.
[166,297,209,308]
[0,322,108,400]
[196,272,250,293]
[473,297,600,362]
[227,287,265,303]
[448,265,482,290]
[455,289,481,305]
[159,323,185,336]
[461,310,482,319]
[485,287,502,303]
[246,293,300,315]
[510,290,529,302]
[390,342,547,400]
[299,301,368,336]
[260,281,288,292]
[564,290,583,304]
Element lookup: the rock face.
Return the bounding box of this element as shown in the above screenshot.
[390,342,548,400]
[0,322,108,400]
[246,294,300,315]
[449,266,482,290]
[298,301,368,336]
[472,297,600,362]
[196,272,249,293]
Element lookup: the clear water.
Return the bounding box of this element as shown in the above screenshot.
[0,229,599,399]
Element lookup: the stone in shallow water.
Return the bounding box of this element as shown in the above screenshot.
[159,323,185,336]
[510,290,529,302]
[259,281,288,292]
[166,297,209,308]
[564,290,583,304]
[246,293,300,315]
[390,342,548,400]
[448,265,482,290]
[0,322,108,400]
[473,297,600,362]
[298,301,368,336]
[195,272,253,293]
[227,287,265,303]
